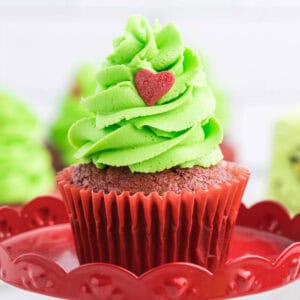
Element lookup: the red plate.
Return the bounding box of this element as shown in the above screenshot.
[1,197,300,300]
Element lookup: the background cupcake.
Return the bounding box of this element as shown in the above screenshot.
[0,90,54,204]
[57,15,250,275]
[211,81,236,162]
[49,64,98,170]
[268,108,300,214]
[202,56,235,162]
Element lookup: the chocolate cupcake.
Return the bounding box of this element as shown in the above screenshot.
[57,15,250,275]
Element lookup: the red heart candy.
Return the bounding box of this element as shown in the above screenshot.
[134,69,175,106]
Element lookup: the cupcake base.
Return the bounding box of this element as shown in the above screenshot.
[57,161,249,275]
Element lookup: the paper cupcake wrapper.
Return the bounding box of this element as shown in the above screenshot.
[57,161,249,275]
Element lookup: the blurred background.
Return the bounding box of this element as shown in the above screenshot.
[2,0,300,201]
[1,0,300,299]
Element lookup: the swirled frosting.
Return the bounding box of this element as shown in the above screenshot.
[0,90,54,203]
[69,16,223,173]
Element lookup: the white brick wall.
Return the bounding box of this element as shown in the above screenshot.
[1,0,300,200]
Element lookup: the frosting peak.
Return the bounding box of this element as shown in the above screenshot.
[69,16,223,172]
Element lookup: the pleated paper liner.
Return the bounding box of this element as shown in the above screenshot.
[57,161,250,275]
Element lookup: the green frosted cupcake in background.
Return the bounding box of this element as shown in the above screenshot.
[211,84,235,162]
[268,108,300,214]
[49,64,98,169]
[201,55,231,131]
[0,90,54,204]
[211,84,231,131]
[202,56,235,161]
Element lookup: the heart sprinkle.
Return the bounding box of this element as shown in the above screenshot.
[134,69,175,106]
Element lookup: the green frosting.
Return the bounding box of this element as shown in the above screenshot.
[69,16,223,173]
[268,108,300,214]
[0,90,54,203]
[50,64,98,165]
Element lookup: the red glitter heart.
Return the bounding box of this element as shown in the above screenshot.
[134,69,175,106]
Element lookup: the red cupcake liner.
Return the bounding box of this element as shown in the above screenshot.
[57,161,249,275]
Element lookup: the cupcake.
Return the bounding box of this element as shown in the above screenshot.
[57,16,250,275]
[202,57,235,162]
[0,90,54,204]
[212,84,236,162]
[268,108,300,214]
[49,64,98,170]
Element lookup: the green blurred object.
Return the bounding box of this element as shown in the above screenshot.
[0,90,54,204]
[210,84,231,131]
[268,108,300,215]
[200,53,231,131]
[50,64,98,167]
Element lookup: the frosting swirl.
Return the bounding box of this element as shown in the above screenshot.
[69,16,223,172]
